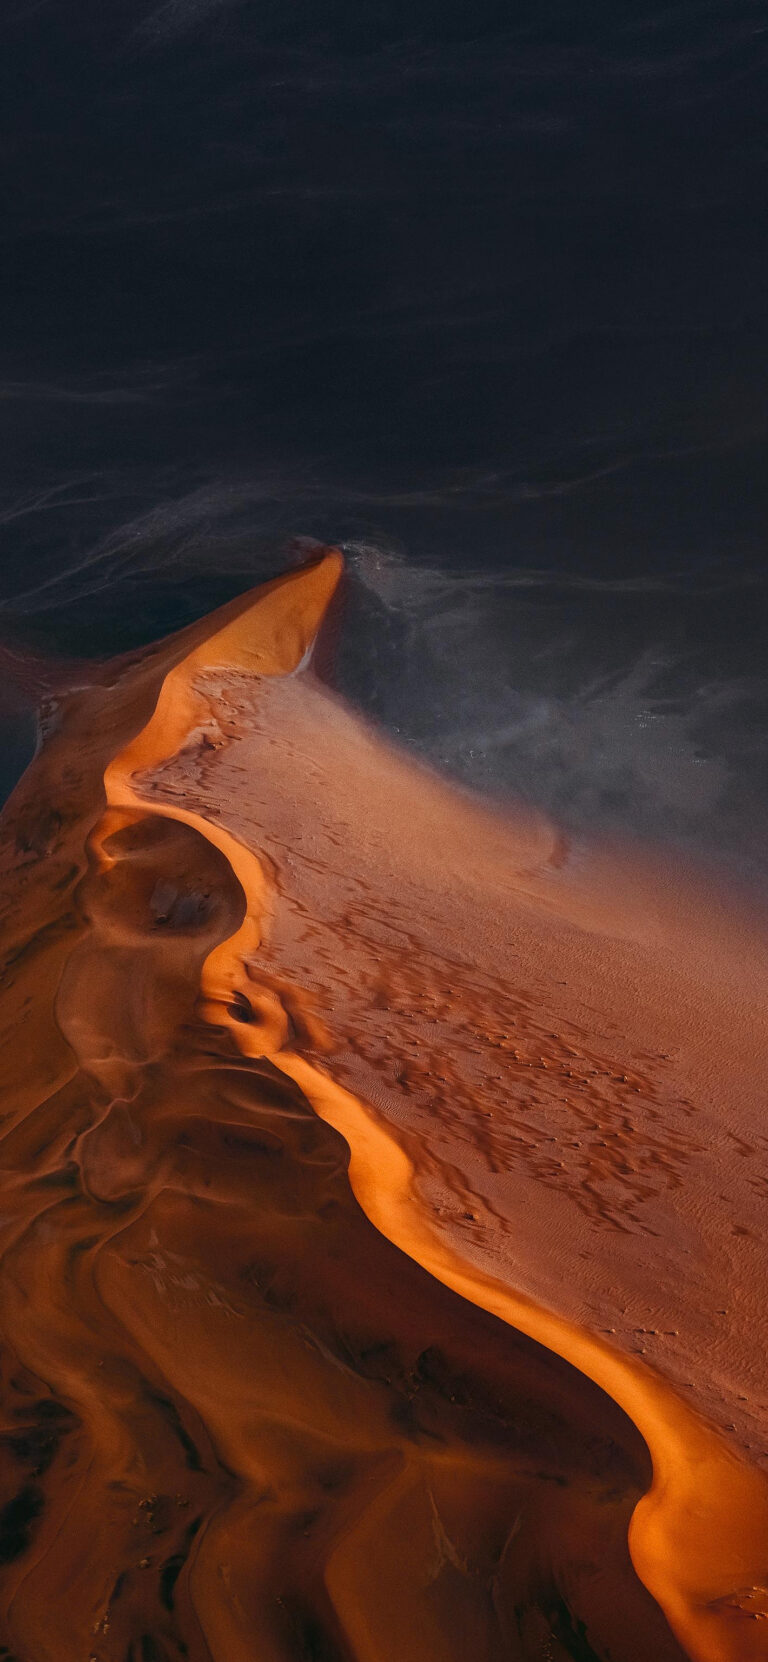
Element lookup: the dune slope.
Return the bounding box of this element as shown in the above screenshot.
[0,553,767,1662]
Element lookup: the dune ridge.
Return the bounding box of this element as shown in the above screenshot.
[0,553,766,1660]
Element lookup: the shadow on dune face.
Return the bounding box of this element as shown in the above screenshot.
[0,795,683,1662]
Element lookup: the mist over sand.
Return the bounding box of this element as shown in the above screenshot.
[2,510,766,883]
[0,554,767,1661]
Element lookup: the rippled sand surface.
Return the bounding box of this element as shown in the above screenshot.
[1,553,767,1662]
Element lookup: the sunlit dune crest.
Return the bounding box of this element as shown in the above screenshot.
[0,552,767,1662]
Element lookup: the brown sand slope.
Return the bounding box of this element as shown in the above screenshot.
[0,553,767,1662]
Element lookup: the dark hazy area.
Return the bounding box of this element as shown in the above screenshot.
[0,0,766,875]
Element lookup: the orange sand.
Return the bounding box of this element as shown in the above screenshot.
[0,552,767,1661]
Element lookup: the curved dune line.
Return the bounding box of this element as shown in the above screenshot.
[96,554,344,996]
[94,551,768,1662]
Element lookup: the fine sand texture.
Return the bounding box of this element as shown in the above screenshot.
[0,552,767,1662]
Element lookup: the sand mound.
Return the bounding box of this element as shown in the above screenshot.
[0,553,767,1661]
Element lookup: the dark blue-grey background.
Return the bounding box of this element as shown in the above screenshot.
[1,1,766,878]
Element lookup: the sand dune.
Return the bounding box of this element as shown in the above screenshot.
[0,553,767,1661]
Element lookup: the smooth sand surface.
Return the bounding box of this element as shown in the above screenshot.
[0,553,767,1661]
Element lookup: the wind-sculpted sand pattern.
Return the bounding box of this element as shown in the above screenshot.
[1,555,768,1662]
